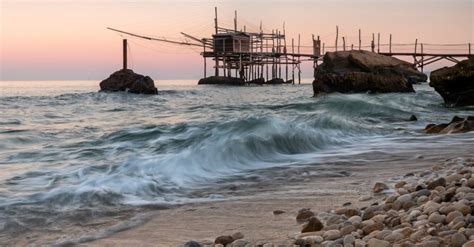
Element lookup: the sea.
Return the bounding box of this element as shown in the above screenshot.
[1,80,473,245]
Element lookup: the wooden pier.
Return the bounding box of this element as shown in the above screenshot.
[108,8,473,83]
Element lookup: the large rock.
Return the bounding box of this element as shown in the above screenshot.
[425,116,474,134]
[198,76,245,86]
[100,69,157,94]
[429,57,474,106]
[313,50,427,95]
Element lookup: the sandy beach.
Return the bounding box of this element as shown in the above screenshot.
[89,144,474,246]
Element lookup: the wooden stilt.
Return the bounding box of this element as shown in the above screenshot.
[358,29,361,50]
[292,38,295,84]
[214,7,219,76]
[389,34,392,53]
[203,42,207,78]
[123,39,127,70]
[377,33,380,53]
[335,26,339,52]
[371,33,375,52]
[298,33,301,84]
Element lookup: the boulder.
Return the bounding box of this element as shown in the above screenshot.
[99,69,157,94]
[198,76,245,86]
[313,50,427,95]
[425,116,474,134]
[429,57,474,106]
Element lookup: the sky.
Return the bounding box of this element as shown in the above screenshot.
[0,0,473,81]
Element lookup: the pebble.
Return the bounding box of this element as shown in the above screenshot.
[323,229,341,240]
[428,212,446,224]
[446,211,463,223]
[362,222,384,234]
[464,240,474,247]
[296,208,315,222]
[272,210,285,215]
[230,239,250,247]
[450,232,468,247]
[340,225,356,235]
[421,240,440,247]
[373,182,389,193]
[231,232,244,240]
[367,238,390,247]
[183,241,202,247]
[343,235,356,245]
[214,235,234,245]
[302,216,324,233]
[395,181,407,188]
[428,177,446,190]
[354,239,366,247]
[468,178,474,188]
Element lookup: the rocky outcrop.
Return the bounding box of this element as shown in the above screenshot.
[313,51,427,95]
[429,57,474,106]
[100,69,157,94]
[425,116,474,134]
[198,76,245,86]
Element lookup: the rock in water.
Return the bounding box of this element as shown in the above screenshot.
[313,50,427,95]
[425,116,474,134]
[198,76,245,86]
[429,57,474,106]
[100,69,157,94]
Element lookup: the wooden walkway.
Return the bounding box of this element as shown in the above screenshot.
[108,8,473,82]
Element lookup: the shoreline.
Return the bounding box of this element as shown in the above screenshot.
[89,152,473,246]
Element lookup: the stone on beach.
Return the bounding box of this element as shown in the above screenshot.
[214,235,234,245]
[296,208,315,223]
[99,69,158,94]
[301,216,324,233]
[373,182,389,193]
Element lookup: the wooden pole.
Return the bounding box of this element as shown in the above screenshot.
[203,42,206,78]
[358,29,361,50]
[292,38,295,84]
[298,33,301,84]
[234,10,237,31]
[223,40,226,77]
[351,44,354,50]
[371,33,375,52]
[469,43,471,55]
[123,39,127,70]
[278,30,282,79]
[414,39,418,54]
[414,39,418,65]
[389,34,392,53]
[421,43,424,72]
[272,29,275,79]
[266,38,269,81]
[342,37,346,51]
[285,26,288,82]
[335,26,339,52]
[377,33,380,53]
[214,7,219,76]
[322,42,325,54]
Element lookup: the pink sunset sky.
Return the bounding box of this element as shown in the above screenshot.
[0,0,472,81]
